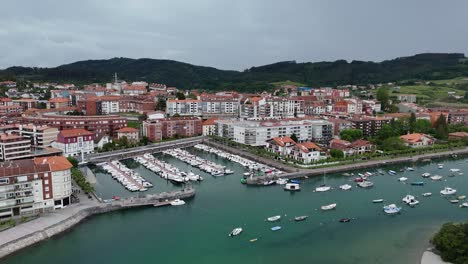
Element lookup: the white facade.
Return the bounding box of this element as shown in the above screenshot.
[51,170,72,208]
[166,100,202,116]
[101,100,120,114]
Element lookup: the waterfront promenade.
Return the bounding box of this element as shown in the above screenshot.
[0,188,195,259]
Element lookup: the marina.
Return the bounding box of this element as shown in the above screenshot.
[99,160,153,192]
[134,153,191,184]
[3,148,468,264]
[163,148,228,176]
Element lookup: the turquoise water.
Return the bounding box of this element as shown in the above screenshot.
[3,150,468,264]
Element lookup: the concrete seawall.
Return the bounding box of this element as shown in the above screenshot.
[0,188,195,259]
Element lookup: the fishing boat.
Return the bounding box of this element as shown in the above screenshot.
[271,226,282,231]
[284,183,300,191]
[267,215,281,222]
[170,199,186,206]
[460,202,468,208]
[357,181,374,188]
[421,172,431,178]
[450,199,459,204]
[294,215,308,221]
[315,185,331,192]
[372,199,384,203]
[430,175,443,181]
[422,192,432,197]
[410,181,424,186]
[388,170,397,175]
[440,187,457,195]
[321,203,337,211]
[229,227,243,237]
[383,204,402,215]
[339,184,352,190]
[398,177,408,182]
[339,218,351,223]
[276,178,288,185]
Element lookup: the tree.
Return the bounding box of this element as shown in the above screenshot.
[176,92,186,100]
[376,88,390,111]
[414,119,433,134]
[340,129,363,141]
[431,222,468,264]
[377,124,399,141]
[155,97,166,111]
[290,133,298,143]
[67,157,78,168]
[381,137,407,151]
[434,114,449,140]
[187,93,198,99]
[409,112,417,133]
[330,149,344,159]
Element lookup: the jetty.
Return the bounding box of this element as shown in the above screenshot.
[163,148,228,176]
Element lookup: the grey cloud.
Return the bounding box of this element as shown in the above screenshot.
[1,0,468,70]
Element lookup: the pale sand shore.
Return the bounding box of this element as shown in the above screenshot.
[421,250,452,264]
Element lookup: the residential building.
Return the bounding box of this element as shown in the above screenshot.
[202,118,218,136]
[396,94,417,103]
[266,137,325,163]
[166,99,202,116]
[329,138,373,156]
[328,118,353,136]
[240,97,303,120]
[122,85,147,95]
[400,133,435,148]
[52,129,95,157]
[448,111,468,125]
[200,93,240,117]
[0,105,22,116]
[16,124,59,147]
[0,134,31,161]
[13,99,37,111]
[265,136,296,156]
[0,157,73,219]
[349,117,391,137]
[47,98,70,109]
[116,127,140,142]
[143,117,202,142]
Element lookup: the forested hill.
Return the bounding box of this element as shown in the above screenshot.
[1,53,467,91]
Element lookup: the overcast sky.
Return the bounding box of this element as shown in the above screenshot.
[1,0,467,70]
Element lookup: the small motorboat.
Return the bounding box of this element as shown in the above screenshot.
[339,184,352,190]
[339,218,351,223]
[388,170,397,175]
[438,164,444,169]
[249,238,258,242]
[267,215,281,222]
[225,169,234,174]
[398,177,408,182]
[430,175,443,181]
[450,199,459,204]
[354,177,364,182]
[421,172,431,178]
[457,195,466,200]
[315,185,331,192]
[263,180,276,186]
[271,226,282,231]
[229,227,243,237]
[450,168,460,173]
[170,199,186,206]
[321,203,337,211]
[294,215,308,221]
[383,204,402,215]
[407,167,414,171]
[377,169,385,175]
[460,202,468,208]
[243,172,251,176]
[410,181,424,186]
[284,183,300,191]
[440,187,457,195]
[357,181,374,188]
[422,192,432,197]
[402,195,416,204]
[372,199,384,203]
[408,200,420,207]
[290,179,301,184]
[276,178,288,185]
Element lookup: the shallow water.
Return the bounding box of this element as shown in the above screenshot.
[3,149,467,264]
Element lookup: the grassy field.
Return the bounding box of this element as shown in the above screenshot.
[271,80,306,87]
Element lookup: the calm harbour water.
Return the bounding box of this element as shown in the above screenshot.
[3,149,468,264]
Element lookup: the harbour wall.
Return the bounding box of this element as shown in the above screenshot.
[0,188,195,260]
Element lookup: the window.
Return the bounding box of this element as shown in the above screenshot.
[0,178,9,184]
[45,187,49,191]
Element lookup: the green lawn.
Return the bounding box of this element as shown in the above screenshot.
[391,83,466,104]
[271,80,306,87]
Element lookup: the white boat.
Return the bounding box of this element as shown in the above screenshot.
[450,199,459,204]
[267,215,281,222]
[339,184,352,190]
[460,202,468,208]
[398,177,408,182]
[430,175,443,181]
[225,169,234,174]
[458,195,466,200]
[402,195,416,204]
[450,168,460,173]
[372,199,384,203]
[388,170,397,175]
[321,203,337,211]
[440,187,457,195]
[243,172,251,176]
[422,192,432,197]
[407,167,415,171]
[284,183,300,191]
[408,200,420,207]
[315,185,331,192]
[357,181,374,188]
[229,227,243,237]
[263,180,276,186]
[438,164,444,169]
[421,172,431,178]
[276,178,288,185]
[383,204,401,215]
[170,199,186,206]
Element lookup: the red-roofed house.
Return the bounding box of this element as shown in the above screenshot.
[266,136,296,155]
[117,127,139,142]
[47,97,70,109]
[122,85,147,95]
[202,118,218,136]
[400,133,434,148]
[330,138,373,156]
[289,142,325,163]
[52,129,95,157]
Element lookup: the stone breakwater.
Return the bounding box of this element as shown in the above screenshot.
[0,188,195,259]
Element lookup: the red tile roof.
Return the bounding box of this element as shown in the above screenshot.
[202,117,218,126]
[117,127,138,133]
[34,156,73,172]
[271,136,295,147]
[48,97,70,103]
[59,128,93,138]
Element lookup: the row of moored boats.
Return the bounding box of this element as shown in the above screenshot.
[163,148,232,176]
[100,160,153,192]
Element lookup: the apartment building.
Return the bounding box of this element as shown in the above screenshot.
[116,127,140,142]
[349,117,391,137]
[15,124,59,147]
[47,98,70,109]
[143,117,202,142]
[200,93,240,117]
[0,134,31,161]
[240,97,303,120]
[166,99,202,116]
[52,129,95,157]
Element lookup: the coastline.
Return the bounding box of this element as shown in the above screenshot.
[0,188,195,260]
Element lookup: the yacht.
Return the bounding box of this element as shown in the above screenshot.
[383,204,402,215]
[430,175,443,181]
[170,199,186,206]
[357,181,374,188]
[402,195,416,204]
[229,227,243,237]
[321,203,337,211]
[315,185,331,192]
[450,168,460,173]
[339,184,352,191]
[284,183,300,191]
[267,215,281,222]
[440,187,457,195]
